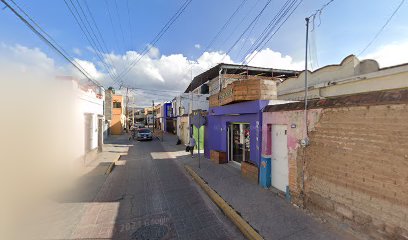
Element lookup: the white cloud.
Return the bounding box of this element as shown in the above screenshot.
[72,58,103,79]
[0,43,56,75]
[194,44,201,49]
[0,43,105,83]
[147,45,160,58]
[73,48,82,56]
[243,48,304,70]
[197,51,234,69]
[363,40,408,68]
[0,43,304,107]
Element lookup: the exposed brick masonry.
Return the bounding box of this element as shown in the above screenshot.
[210,78,277,107]
[305,104,408,239]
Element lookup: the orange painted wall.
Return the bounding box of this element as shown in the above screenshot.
[111,95,123,135]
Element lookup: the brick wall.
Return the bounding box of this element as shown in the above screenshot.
[209,79,277,107]
[305,104,408,239]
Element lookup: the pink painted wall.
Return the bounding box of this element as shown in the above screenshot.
[261,109,322,196]
[262,109,322,156]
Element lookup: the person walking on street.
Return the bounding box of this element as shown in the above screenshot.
[188,136,196,158]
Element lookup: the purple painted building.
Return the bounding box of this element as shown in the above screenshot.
[204,100,272,167]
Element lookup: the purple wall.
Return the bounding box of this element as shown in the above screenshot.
[204,100,270,166]
[163,102,171,132]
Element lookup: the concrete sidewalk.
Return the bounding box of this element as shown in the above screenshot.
[160,133,357,240]
[35,134,130,239]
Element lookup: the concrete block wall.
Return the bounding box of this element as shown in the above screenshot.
[305,104,408,239]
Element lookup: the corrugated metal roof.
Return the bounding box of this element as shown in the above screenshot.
[263,89,408,112]
[184,63,299,93]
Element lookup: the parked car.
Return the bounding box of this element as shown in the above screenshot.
[137,128,153,141]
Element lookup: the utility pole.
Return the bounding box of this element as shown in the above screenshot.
[126,87,129,132]
[152,100,155,133]
[198,123,200,168]
[132,106,135,125]
[303,17,310,142]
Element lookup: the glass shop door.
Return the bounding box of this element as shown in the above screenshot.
[229,123,250,164]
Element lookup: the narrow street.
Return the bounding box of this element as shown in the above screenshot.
[68,135,244,240]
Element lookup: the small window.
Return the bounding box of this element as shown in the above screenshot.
[113,102,122,108]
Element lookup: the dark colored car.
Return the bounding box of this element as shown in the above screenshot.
[137,128,153,141]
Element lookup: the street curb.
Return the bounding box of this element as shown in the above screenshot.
[185,165,264,240]
[105,155,120,175]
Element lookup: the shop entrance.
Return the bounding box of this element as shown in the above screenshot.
[227,123,250,164]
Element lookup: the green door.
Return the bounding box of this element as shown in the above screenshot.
[193,126,205,150]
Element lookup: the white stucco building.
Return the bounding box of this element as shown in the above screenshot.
[59,76,105,164]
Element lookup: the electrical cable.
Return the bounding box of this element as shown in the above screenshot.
[6,0,91,78]
[113,0,128,49]
[219,0,261,55]
[83,0,118,78]
[72,0,118,80]
[242,0,303,65]
[74,0,118,77]
[126,0,135,49]
[129,87,182,93]
[240,0,295,62]
[220,0,273,63]
[358,0,405,56]
[104,0,127,70]
[112,0,193,87]
[64,0,117,81]
[1,0,102,87]
[234,1,262,60]
[114,0,192,86]
[203,0,247,53]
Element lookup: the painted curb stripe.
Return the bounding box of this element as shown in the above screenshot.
[185,165,264,240]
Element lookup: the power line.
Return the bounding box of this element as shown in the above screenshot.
[241,0,294,61]
[6,0,87,74]
[300,0,337,73]
[239,0,297,63]
[72,0,118,80]
[234,0,262,60]
[243,0,303,65]
[309,0,335,19]
[75,0,118,78]
[1,0,102,87]
[114,0,192,86]
[309,23,319,69]
[126,0,135,49]
[64,0,117,81]
[358,0,405,56]
[103,0,128,77]
[203,0,248,53]
[128,87,182,93]
[219,0,261,56]
[113,0,128,49]
[82,0,118,77]
[113,0,193,86]
[220,0,273,63]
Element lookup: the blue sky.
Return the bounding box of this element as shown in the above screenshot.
[1,0,408,105]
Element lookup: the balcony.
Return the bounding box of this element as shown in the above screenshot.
[209,78,277,107]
